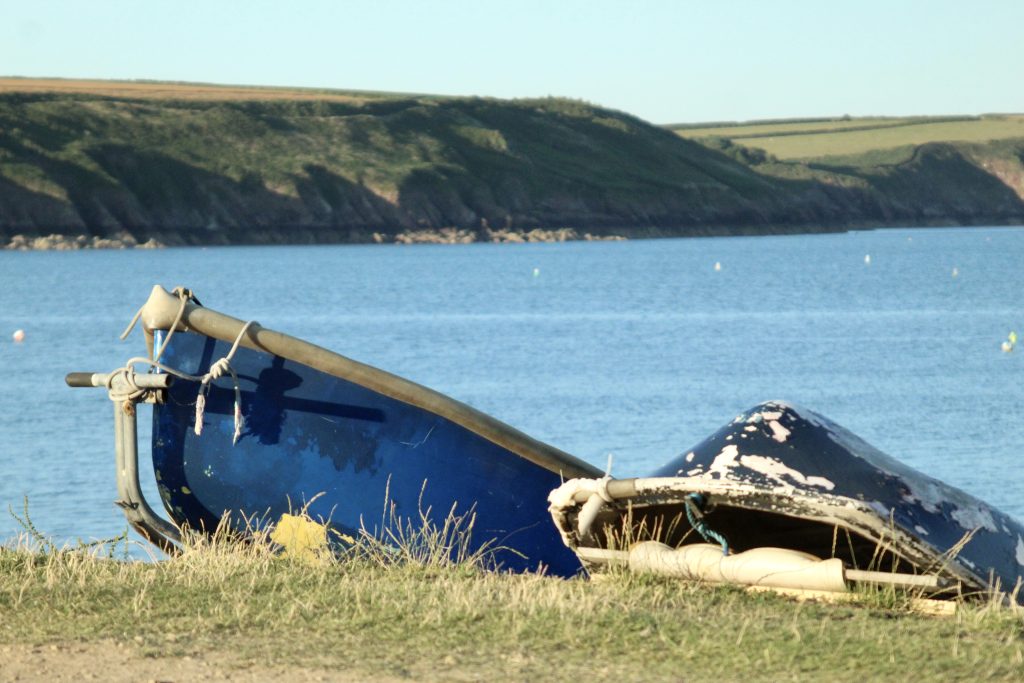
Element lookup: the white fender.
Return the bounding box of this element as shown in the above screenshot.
[628,542,849,593]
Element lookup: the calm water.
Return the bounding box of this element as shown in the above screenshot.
[1,226,1022,547]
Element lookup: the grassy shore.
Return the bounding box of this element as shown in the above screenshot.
[2,525,1023,682]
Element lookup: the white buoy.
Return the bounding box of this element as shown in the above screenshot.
[714,261,722,272]
[1002,341,1014,353]
[532,267,540,277]
[864,254,871,265]
[952,267,958,278]
[12,329,25,343]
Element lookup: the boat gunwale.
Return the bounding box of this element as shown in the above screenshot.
[138,285,600,479]
[548,475,988,592]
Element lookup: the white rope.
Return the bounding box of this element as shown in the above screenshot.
[123,357,205,383]
[124,319,257,447]
[194,321,256,445]
[152,288,191,364]
[118,305,145,341]
[119,287,191,365]
[103,367,148,403]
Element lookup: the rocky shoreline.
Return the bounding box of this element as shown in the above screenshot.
[386,227,627,245]
[3,232,164,251]
[2,227,628,250]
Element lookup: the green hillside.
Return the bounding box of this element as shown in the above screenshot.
[1,81,1023,247]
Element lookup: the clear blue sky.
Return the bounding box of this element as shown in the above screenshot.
[2,0,1022,124]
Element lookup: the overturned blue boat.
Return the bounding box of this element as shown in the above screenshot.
[68,285,600,575]
[549,402,1024,601]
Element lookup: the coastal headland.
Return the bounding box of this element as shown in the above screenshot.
[1,78,1023,249]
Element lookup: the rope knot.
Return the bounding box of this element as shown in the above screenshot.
[206,357,232,380]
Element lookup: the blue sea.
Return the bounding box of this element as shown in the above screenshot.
[1,226,1022,547]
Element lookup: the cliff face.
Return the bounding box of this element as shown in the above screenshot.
[1,92,1022,247]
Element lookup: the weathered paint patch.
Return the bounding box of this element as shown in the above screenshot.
[1016,536,1024,567]
[737,454,835,490]
[868,500,891,517]
[707,444,741,478]
[901,480,944,514]
[685,452,695,463]
[951,505,999,533]
[768,420,791,443]
[914,525,930,536]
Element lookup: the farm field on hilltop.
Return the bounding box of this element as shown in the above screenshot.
[672,115,1024,160]
[0,77,411,103]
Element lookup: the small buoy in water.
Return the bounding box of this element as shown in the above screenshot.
[714,261,722,272]
[952,267,958,278]
[864,254,871,265]
[532,267,540,277]
[1002,331,1017,352]
[12,329,25,343]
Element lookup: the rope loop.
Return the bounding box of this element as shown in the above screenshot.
[191,321,256,445]
[103,367,147,403]
[120,313,257,448]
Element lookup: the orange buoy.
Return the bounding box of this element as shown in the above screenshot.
[12,329,25,343]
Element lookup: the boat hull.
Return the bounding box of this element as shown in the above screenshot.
[149,312,598,576]
[550,401,1024,598]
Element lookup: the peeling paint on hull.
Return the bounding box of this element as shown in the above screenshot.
[550,402,1024,600]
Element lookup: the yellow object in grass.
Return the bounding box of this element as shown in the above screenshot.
[270,513,329,562]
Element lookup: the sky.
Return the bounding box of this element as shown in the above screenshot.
[2,0,1022,124]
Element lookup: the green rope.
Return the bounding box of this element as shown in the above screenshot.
[684,493,729,556]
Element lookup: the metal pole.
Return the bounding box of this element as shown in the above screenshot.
[112,397,181,553]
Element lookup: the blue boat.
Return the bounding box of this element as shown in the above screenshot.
[68,285,600,575]
[549,402,1024,601]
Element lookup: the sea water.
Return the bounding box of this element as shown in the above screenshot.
[0,226,1022,547]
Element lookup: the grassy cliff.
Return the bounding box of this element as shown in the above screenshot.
[1,80,1023,247]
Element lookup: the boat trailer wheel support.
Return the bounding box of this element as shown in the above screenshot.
[66,369,182,553]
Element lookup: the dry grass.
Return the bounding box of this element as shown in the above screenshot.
[2,506,1024,681]
[0,77,398,103]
